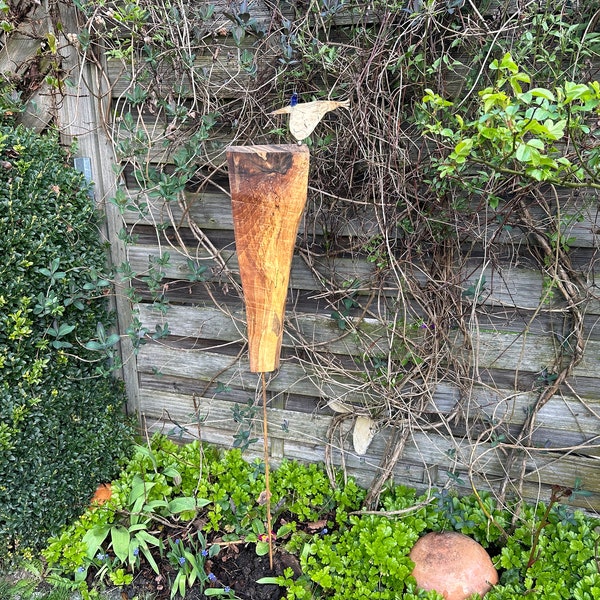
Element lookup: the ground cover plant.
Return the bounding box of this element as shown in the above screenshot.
[0,119,134,558]
[42,435,600,600]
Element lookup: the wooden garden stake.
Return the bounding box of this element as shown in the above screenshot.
[227,144,310,372]
[227,144,310,570]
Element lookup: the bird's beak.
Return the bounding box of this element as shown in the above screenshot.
[269,107,293,115]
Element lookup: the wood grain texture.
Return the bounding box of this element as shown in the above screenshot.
[56,5,140,414]
[227,144,310,372]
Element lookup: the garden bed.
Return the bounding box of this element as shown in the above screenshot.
[36,435,600,600]
[113,543,296,600]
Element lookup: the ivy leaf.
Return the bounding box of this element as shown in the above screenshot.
[543,118,567,140]
[563,82,592,103]
[529,87,556,101]
[515,139,544,163]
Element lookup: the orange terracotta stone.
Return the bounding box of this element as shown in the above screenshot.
[410,531,498,600]
[91,483,112,506]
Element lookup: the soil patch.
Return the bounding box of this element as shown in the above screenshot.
[209,545,299,600]
[113,544,299,600]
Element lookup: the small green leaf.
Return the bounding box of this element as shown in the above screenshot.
[135,530,163,547]
[528,87,556,101]
[564,82,592,103]
[453,138,473,158]
[57,323,75,337]
[46,32,58,54]
[105,333,121,347]
[544,118,567,140]
[138,539,161,574]
[168,496,210,513]
[84,340,104,351]
[257,577,280,584]
[255,541,270,556]
[129,475,154,505]
[162,466,180,478]
[143,499,169,511]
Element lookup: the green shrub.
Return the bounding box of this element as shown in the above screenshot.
[43,435,366,581]
[0,124,133,557]
[488,502,600,599]
[299,485,600,600]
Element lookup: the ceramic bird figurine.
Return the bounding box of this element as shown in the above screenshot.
[270,97,350,142]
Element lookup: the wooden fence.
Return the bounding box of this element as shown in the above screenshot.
[5,1,600,512]
[126,179,600,510]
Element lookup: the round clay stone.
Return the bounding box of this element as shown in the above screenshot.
[409,531,498,600]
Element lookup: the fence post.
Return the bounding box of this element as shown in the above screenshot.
[55,4,140,416]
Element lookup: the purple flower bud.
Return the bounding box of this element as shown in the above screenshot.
[208,572,217,582]
[178,556,186,565]
[201,549,209,556]
[224,586,231,593]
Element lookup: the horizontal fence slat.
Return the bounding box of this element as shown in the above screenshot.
[136,304,600,380]
[140,379,600,456]
[123,190,600,249]
[128,244,569,311]
[136,342,600,447]
[139,389,600,510]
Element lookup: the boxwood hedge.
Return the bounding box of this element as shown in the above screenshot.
[0,124,133,557]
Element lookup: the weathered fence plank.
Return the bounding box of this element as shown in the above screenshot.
[123,189,600,248]
[127,243,563,312]
[136,304,600,381]
[55,5,140,414]
[136,340,600,452]
[140,389,600,510]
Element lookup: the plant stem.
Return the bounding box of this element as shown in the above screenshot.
[261,371,274,570]
[526,485,572,569]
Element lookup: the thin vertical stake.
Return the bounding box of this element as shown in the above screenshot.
[261,371,274,570]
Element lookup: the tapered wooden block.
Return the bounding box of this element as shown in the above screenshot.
[227,144,310,372]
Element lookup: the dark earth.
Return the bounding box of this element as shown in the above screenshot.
[208,544,301,600]
[115,544,301,600]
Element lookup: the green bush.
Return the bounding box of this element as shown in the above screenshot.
[297,486,600,600]
[42,435,366,580]
[0,124,133,557]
